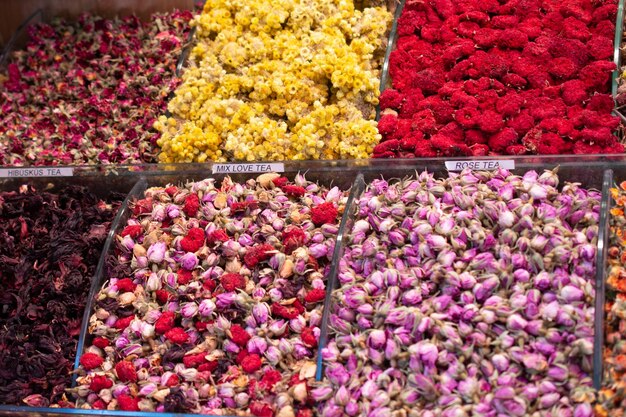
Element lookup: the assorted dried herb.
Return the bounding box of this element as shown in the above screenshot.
[0,185,123,406]
[0,10,192,166]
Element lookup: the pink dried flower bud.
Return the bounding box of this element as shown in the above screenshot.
[247,336,268,354]
[180,302,198,318]
[147,242,167,264]
[198,299,216,317]
[146,273,162,292]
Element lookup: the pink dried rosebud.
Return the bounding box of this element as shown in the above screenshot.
[147,242,167,264]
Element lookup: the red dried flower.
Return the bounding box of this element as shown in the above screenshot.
[271,300,305,320]
[116,278,136,293]
[183,353,208,368]
[236,349,250,365]
[121,225,142,238]
[304,288,326,303]
[80,353,103,370]
[180,227,205,252]
[198,361,219,372]
[92,337,110,349]
[488,128,519,152]
[244,244,275,268]
[271,177,289,187]
[115,361,138,383]
[165,186,178,197]
[379,89,404,110]
[221,273,246,292]
[373,139,401,155]
[260,369,283,391]
[113,315,135,330]
[300,327,317,348]
[578,60,616,91]
[230,324,251,347]
[241,353,263,373]
[478,111,505,134]
[89,375,113,392]
[177,269,194,285]
[296,409,314,417]
[311,202,339,226]
[165,327,189,345]
[282,185,306,198]
[117,394,140,411]
[133,198,153,216]
[282,226,307,254]
[183,194,200,217]
[145,372,168,388]
[207,229,229,245]
[250,401,274,417]
[203,279,217,292]
[155,289,172,305]
[92,400,106,410]
[155,311,176,334]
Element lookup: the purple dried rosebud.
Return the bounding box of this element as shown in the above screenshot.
[309,243,329,258]
[180,252,199,270]
[426,235,447,250]
[197,299,216,317]
[325,363,350,385]
[216,293,236,309]
[145,273,162,292]
[311,386,334,401]
[289,316,307,333]
[539,392,560,408]
[367,329,386,349]
[147,242,167,263]
[494,386,515,400]
[334,386,350,406]
[402,289,422,305]
[506,314,528,331]
[573,403,592,417]
[252,303,270,324]
[547,366,568,381]
[559,285,585,302]
[265,346,282,365]
[270,320,289,336]
[522,353,548,372]
[180,302,198,318]
[223,339,240,353]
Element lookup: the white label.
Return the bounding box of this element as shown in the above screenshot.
[212,163,285,174]
[445,160,515,171]
[0,167,74,178]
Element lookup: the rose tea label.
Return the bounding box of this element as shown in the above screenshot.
[0,167,74,178]
[212,163,285,174]
[445,160,515,171]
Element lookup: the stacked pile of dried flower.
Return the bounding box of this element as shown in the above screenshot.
[597,182,626,416]
[0,185,122,406]
[155,0,392,162]
[316,169,599,416]
[0,11,192,166]
[375,0,621,157]
[75,173,347,416]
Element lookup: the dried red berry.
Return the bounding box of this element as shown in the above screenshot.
[115,361,138,383]
[117,394,140,411]
[310,202,339,226]
[89,375,113,392]
[116,278,136,293]
[121,225,142,238]
[155,311,176,334]
[221,273,246,292]
[92,337,110,349]
[304,289,326,303]
[165,327,189,344]
[183,194,200,217]
[244,244,275,268]
[301,327,318,348]
[241,353,263,373]
[230,324,251,347]
[113,315,134,330]
[79,352,103,370]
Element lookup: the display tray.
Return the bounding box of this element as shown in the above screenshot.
[0,157,623,416]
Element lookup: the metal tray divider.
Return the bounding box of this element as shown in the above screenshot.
[613,0,625,99]
[594,169,613,390]
[315,173,366,381]
[72,178,149,381]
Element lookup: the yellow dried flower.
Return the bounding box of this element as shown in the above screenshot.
[157,0,392,162]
